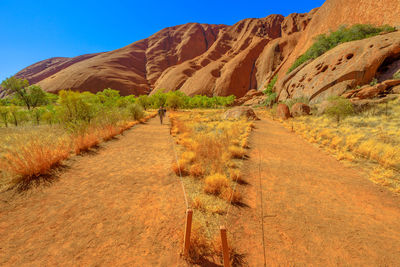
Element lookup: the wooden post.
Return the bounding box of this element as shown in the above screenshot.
[183,209,193,256]
[220,226,231,267]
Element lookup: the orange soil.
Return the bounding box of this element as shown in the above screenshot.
[1,115,400,266]
[0,118,187,266]
[229,117,400,266]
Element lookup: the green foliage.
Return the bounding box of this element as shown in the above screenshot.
[263,75,278,95]
[263,76,278,107]
[393,70,400,80]
[31,107,46,125]
[128,103,144,120]
[288,24,396,73]
[1,77,49,110]
[137,95,150,110]
[166,92,184,110]
[325,96,354,125]
[0,106,9,127]
[0,86,237,129]
[370,78,378,86]
[58,90,97,127]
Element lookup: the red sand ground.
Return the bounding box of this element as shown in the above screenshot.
[0,118,187,266]
[229,118,400,266]
[1,116,400,266]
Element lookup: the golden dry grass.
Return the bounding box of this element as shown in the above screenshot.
[169,109,253,264]
[204,173,230,195]
[0,131,71,186]
[261,97,400,193]
[0,112,157,190]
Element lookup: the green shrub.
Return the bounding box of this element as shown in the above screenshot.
[0,106,9,127]
[393,70,400,80]
[128,103,144,121]
[137,95,150,110]
[262,76,278,107]
[166,92,184,110]
[370,78,378,86]
[288,24,396,73]
[325,96,354,126]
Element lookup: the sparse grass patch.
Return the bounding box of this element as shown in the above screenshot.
[277,97,400,193]
[0,132,71,186]
[170,109,252,264]
[204,173,230,195]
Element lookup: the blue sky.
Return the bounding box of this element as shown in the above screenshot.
[0,0,325,82]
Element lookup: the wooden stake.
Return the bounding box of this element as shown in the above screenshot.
[183,209,193,256]
[220,226,231,267]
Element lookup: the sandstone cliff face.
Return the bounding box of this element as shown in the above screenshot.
[13,0,400,99]
[35,23,226,96]
[276,32,400,103]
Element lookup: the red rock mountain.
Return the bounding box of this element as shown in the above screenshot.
[14,0,400,98]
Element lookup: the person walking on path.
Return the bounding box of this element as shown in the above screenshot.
[158,106,167,124]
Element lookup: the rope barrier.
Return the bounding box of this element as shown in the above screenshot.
[168,115,189,209]
[258,150,267,267]
[224,150,247,225]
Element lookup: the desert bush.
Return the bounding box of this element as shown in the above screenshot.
[325,96,354,125]
[128,103,144,121]
[31,107,46,125]
[136,95,150,110]
[166,92,184,110]
[172,159,190,176]
[58,90,98,125]
[0,106,9,127]
[204,173,229,195]
[228,145,246,159]
[220,187,242,203]
[263,75,278,106]
[288,24,396,73]
[74,129,100,154]
[187,222,214,263]
[393,70,400,80]
[0,135,71,183]
[190,163,205,177]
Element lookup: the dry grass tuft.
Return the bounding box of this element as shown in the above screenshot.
[74,130,100,154]
[204,173,229,195]
[221,187,242,203]
[229,145,246,159]
[0,137,70,184]
[192,196,207,212]
[229,169,246,184]
[190,163,204,178]
[187,222,214,263]
[172,159,190,176]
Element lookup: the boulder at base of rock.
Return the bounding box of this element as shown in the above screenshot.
[276,103,291,120]
[392,85,400,94]
[291,103,311,116]
[223,106,259,120]
[355,84,387,99]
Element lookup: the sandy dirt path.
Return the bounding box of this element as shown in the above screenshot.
[229,117,400,266]
[0,118,187,266]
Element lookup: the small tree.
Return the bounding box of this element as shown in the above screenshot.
[128,103,144,120]
[0,106,9,127]
[9,105,20,126]
[166,92,184,110]
[137,95,150,110]
[325,96,354,126]
[31,107,45,125]
[1,77,48,110]
[28,85,49,108]
[1,77,30,109]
